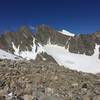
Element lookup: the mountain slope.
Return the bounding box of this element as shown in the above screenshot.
[0,49,21,60]
[0,25,100,74]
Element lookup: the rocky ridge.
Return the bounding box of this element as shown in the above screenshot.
[0,24,100,59]
[36,25,100,56]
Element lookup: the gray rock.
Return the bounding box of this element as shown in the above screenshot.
[39,95,60,100]
[93,95,100,100]
[0,59,99,99]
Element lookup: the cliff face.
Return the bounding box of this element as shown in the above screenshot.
[3,26,34,52]
[68,34,95,55]
[0,26,40,55]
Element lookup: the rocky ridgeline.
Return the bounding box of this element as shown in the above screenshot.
[0,59,100,100]
[0,25,100,58]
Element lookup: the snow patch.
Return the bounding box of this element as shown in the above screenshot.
[59,30,75,37]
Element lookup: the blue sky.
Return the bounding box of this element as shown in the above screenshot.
[0,0,100,34]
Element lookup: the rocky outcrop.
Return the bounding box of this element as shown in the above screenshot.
[36,24,70,46]
[93,31,100,44]
[35,52,57,63]
[69,34,95,55]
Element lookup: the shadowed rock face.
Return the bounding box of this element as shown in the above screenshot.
[69,34,95,55]
[0,24,100,58]
[36,24,70,46]
[5,26,34,52]
[0,26,37,54]
[93,31,100,45]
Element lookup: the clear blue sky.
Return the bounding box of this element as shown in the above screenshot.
[0,0,100,34]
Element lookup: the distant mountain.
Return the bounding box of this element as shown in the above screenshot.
[0,24,100,73]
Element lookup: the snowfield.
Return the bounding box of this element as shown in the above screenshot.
[44,44,100,74]
[0,49,20,60]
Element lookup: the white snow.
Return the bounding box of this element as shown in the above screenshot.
[0,49,20,60]
[8,92,13,97]
[12,38,44,60]
[59,30,75,37]
[93,44,100,58]
[44,44,100,74]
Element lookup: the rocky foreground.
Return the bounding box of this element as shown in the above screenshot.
[0,59,100,100]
